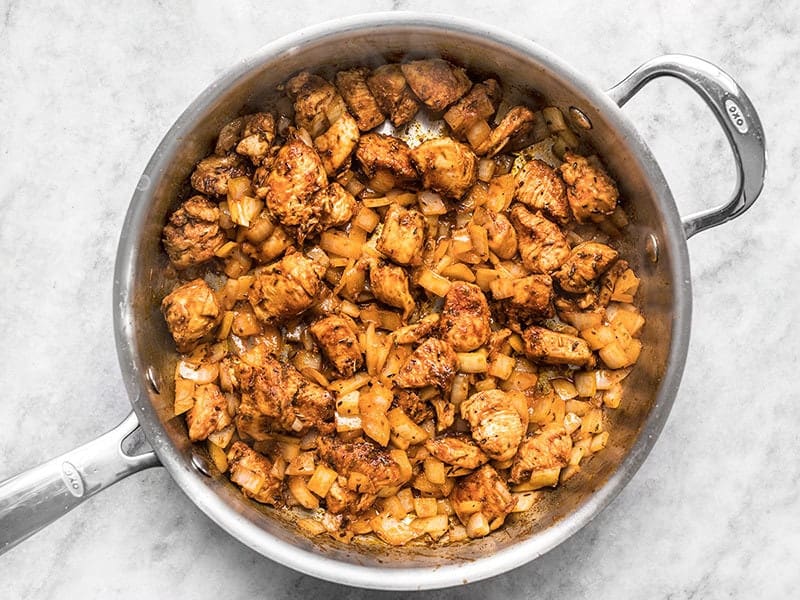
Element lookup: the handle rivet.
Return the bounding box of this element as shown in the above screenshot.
[569,107,593,130]
[191,451,213,477]
[645,233,659,263]
[145,366,161,395]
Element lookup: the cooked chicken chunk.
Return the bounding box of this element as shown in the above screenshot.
[449,464,516,525]
[392,389,433,424]
[162,195,225,269]
[234,392,273,441]
[236,113,277,165]
[425,433,489,470]
[248,252,325,322]
[394,337,458,390]
[284,71,345,136]
[400,59,471,112]
[186,383,231,442]
[559,152,619,223]
[318,438,411,494]
[443,79,501,137]
[480,210,517,259]
[439,282,491,352]
[515,159,570,224]
[262,132,328,236]
[234,355,335,434]
[554,241,619,293]
[309,315,363,376]
[190,154,251,197]
[324,479,360,514]
[161,278,221,352]
[313,182,357,229]
[390,313,440,345]
[366,64,420,127]
[460,389,528,462]
[510,424,573,483]
[522,325,593,367]
[597,258,629,306]
[509,204,570,273]
[215,112,276,160]
[314,112,360,176]
[411,137,477,200]
[375,204,425,266]
[355,133,418,184]
[474,106,537,157]
[227,441,282,505]
[431,398,456,432]
[501,274,554,320]
[335,67,385,131]
[369,260,416,320]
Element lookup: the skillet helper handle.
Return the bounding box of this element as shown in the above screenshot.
[0,411,159,555]
[606,54,766,239]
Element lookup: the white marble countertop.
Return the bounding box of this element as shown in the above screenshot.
[1,2,797,598]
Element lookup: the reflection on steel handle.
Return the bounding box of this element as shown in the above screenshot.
[607,54,766,239]
[0,412,159,555]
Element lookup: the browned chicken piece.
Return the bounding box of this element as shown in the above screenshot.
[481,211,517,259]
[425,433,489,470]
[554,241,619,294]
[262,132,328,236]
[366,64,420,127]
[227,441,282,505]
[323,479,358,514]
[355,133,418,184]
[515,159,570,224]
[394,337,459,390]
[510,424,573,484]
[318,438,411,494]
[335,67,385,131]
[215,112,276,159]
[501,274,554,320]
[400,59,471,112]
[369,260,416,320]
[392,389,433,424]
[161,278,221,352]
[474,106,537,157]
[314,112,360,176]
[410,137,477,200]
[597,258,629,306]
[375,204,425,266]
[235,113,277,165]
[391,313,440,345]
[559,152,620,223]
[443,79,501,137]
[190,153,251,197]
[234,392,273,441]
[431,398,455,432]
[284,71,345,136]
[449,464,516,525]
[235,355,335,435]
[522,325,593,367]
[309,315,363,376]
[313,182,357,229]
[439,282,491,352]
[248,252,325,322]
[460,389,528,462]
[162,195,226,269]
[186,383,231,441]
[509,204,570,273]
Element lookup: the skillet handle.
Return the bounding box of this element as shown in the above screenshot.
[0,411,159,555]
[606,54,766,239]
